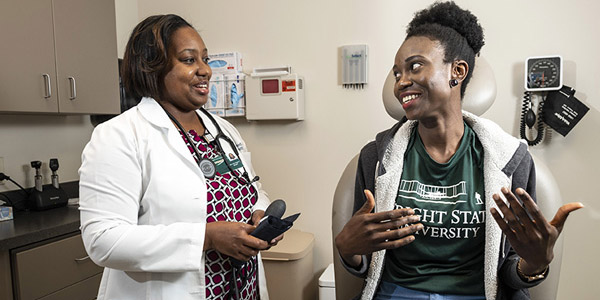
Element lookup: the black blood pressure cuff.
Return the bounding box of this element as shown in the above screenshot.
[252,213,300,242]
[230,213,300,268]
[543,85,589,136]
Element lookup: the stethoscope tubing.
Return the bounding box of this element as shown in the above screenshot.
[158,103,258,185]
[198,107,260,185]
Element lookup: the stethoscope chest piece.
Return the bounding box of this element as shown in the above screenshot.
[199,158,217,179]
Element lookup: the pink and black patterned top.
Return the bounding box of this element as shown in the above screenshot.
[181,128,259,300]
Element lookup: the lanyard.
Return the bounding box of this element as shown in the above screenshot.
[197,108,260,185]
[159,104,259,185]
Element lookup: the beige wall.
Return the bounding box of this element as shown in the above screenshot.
[0,115,93,188]
[1,0,597,298]
[132,0,599,298]
[114,0,138,58]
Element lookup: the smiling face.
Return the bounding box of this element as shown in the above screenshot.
[160,26,212,112]
[393,36,460,121]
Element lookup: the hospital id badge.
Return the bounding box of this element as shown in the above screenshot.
[211,154,243,175]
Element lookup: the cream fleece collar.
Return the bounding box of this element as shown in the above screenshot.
[361,111,524,300]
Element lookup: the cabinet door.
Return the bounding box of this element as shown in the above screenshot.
[12,233,103,300]
[0,0,59,113]
[38,273,102,300]
[53,0,120,114]
[0,251,14,300]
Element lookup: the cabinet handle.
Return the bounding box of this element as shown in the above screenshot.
[68,76,77,100]
[42,74,52,98]
[74,255,90,262]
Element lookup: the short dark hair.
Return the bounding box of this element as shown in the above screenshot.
[121,14,193,101]
[406,1,485,97]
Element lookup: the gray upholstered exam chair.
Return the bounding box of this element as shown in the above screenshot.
[331,57,564,300]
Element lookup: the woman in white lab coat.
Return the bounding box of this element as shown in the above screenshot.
[79,14,276,300]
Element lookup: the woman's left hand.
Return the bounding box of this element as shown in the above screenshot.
[251,210,265,226]
[251,210,284,247]
[491,187,583,275]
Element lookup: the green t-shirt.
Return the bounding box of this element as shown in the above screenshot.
[381,122,486,295]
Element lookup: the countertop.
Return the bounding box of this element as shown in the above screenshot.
[0,205,80,251]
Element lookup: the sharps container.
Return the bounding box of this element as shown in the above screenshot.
[261,229,315,300]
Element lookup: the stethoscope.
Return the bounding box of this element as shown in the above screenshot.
[160,104,259,186]
[160,103,260,299]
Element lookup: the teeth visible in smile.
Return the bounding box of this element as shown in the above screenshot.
[196,83,208,89]
[402,94,419,104]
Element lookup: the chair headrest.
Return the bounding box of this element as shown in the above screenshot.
[381,56,497,121]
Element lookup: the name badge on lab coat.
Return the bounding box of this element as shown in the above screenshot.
[211,153,243,175]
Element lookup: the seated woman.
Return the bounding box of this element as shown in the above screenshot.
[334,2,583,299]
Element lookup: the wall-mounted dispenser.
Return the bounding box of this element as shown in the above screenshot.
[246,66,305,121]
[341,44,368,89]
[205,52,246,117]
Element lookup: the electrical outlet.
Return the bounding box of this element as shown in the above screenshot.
[0,157,4,185]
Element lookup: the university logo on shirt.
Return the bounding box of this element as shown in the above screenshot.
[398,180,468,204]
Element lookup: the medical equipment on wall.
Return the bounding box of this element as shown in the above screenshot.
[205,52,246,117]
[245,66,305,121]
[341,44,368,89]
[520,55,588,145]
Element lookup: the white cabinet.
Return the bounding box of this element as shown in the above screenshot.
[0,0,120,114]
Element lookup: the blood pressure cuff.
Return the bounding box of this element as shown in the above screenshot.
[251,213,300,242]
[230,213,300,267]
[543,85,589,137]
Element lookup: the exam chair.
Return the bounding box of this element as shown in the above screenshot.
[331,57,564,300]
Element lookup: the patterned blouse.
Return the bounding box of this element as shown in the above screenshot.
[180,128,259,300]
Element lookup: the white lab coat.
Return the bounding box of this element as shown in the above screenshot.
[79,97,271,300]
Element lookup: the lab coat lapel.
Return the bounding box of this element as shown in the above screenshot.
[137,98,204,177]
[197,109,219,139]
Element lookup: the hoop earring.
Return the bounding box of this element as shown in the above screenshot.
[449,79,459,88]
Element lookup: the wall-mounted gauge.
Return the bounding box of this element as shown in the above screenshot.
[525,55,562,91]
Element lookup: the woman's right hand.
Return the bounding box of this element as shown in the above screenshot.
[204,221,270,261]
[335,190,423,267]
